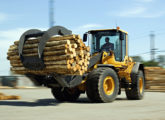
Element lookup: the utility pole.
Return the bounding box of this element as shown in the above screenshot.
[150,31,155,61]
[49,0,55,28]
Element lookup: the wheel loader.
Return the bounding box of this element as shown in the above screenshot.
[15,26,145,103]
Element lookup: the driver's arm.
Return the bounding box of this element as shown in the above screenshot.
[111,43,114,50]
[101,44,106,50]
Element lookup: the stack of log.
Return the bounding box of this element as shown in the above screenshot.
[145,67,165,92]
[0,92,20,100]
[7,35,90,75]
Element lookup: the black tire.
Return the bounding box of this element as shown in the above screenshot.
[51,87,81,102]
[125,70,145,100]
[86,67,119,103]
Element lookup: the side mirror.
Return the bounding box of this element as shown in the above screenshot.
[83,33,87,42]
[120,32,125,40]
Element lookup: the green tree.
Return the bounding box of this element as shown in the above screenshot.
[142,60,159,67]
[131,56,143,62]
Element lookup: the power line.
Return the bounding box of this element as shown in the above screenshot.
[130,30,165,41]
[156,50,165,53]
[131,50,165,56]
[131,51,150,56]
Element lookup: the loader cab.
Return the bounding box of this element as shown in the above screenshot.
[83,28,128,62]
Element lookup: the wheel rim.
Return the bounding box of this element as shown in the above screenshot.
[103,76,115,95]
[139,77,143,94]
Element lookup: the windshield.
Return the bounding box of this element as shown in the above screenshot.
[90,31,122,61]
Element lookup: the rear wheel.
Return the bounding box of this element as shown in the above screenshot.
[51,87,81,102]
[125,70,145,100]
[86,67,119,103]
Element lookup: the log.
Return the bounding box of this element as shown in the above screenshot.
[9,43,71,51]
[71,44,77,48]
[0,95,20,100]
[55,69,83,75]
[8,49,75,57]
[149,86,165,90]
[70,39,81,44]
[10,40,71,50]
[11,64,71,71]
[11,65,79,74]
[144,67,165,91]
[8,54,74,61]
[10,58,75,64]
[14,38,39,45]
[10,60,72,67]
[76,50,84,56]
[12,69,83,75]
[69,59,75,64]
[86,46,90,52]
[7,46,75,56]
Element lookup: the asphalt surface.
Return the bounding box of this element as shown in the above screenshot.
[0,88,165,120]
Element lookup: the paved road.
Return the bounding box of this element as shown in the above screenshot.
[0,88,165,120]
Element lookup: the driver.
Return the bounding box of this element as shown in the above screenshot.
[101,37,114,51]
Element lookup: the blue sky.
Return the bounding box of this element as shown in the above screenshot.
[0,0,165,75]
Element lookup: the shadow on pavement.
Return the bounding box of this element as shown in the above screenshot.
[116,98,128,101]
[0,99,60,107]
[0,97,128,106]
[74,97,128,104]
[0,98,91,106]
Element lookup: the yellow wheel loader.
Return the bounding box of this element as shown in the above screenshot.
[80,27,145,102]
[16,26,145,103]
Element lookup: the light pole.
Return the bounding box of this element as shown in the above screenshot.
[49,0,55,28]
[150,31,156,61]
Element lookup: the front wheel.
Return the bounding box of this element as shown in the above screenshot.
[125,70,145,100]
[86,67,119,103]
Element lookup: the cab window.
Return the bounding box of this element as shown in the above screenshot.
[90,31,126,62]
